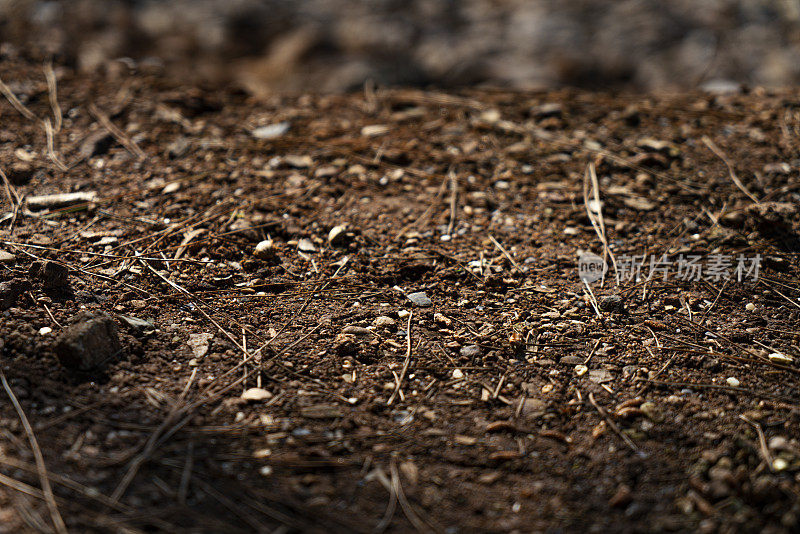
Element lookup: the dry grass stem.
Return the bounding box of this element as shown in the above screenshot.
[1,371,68,534]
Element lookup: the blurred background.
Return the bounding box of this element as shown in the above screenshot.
[1,0,800,92]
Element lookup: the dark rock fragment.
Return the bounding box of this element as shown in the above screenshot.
[54,314,122,370]
[0,279,31,310]
[29,261,69,289]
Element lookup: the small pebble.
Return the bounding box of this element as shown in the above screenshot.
[342,326,372,336]
[452,369,464,379]
[574,364,588,376]
[39,326,52,335]
[241,388,273,402]
[773,458,789,472]
[54,313,121,370]
[254,239,277,260]
[29,260,69,289]
[726,377,740,387]
[374,316,396,327]
[768,436,790,451]
[598,294,624,313]
[259,466,273,476]
[252,122,290,139]
[328,225,349,247]
[460,344,482,358]
[398,309,410,319]
[745,302,756,311]
[433,313,452,327]
[768,352,793,364]
[407,291,432,307]
[298,238,316,253]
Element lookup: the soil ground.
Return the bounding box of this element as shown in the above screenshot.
[1,56,800,533]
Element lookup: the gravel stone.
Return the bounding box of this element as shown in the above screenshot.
[54,314,122,370]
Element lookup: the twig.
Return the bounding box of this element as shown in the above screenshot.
[139,257,248,354]
[759,279,800,311]
[583,162,618,284]
[43,61,62,132]
[43,118,68,171]
[740,414,774,471]
[0,75,38,122]
[373,468,398,533]
[111,370,198,502]
[587,391,644,457]
[0,166,21,206]
[488,234,524,274]
[582,278,602,318]
[390,457,439,533]
[702,136,760,204]
[699,277,729,322]
[446,170,458,236]
[388,311,413,405]
[177,441,194,505]
[88,104,146,160]
[1,371,68,534]
[30,292,62,328]
[0,456,131,512]
[0,471,43,500]
[584,339,602,365]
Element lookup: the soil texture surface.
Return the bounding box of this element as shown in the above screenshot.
[1,57,800,533]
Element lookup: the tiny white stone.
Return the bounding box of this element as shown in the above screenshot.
[259,465,273,476]
[769,352,794,364]
[162,182,181,194]
[452,369,464,379]
[745,302,756,311]
[773,458,789,472]
[241,388,273,402]
[298,238,316,252]
[39,326,52,335]
[252,122,290,139]
[726,377,740,387]
[374,316,396,327]
[398,309,410,318]
[574,364,588,376]
[254,239,275,259]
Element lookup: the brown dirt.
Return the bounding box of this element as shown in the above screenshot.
[1,56,800,533]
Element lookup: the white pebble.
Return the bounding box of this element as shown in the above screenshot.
[241,387,273,401]
[726,377,740,387]
[398,309,410,318]
[574,364,588,376]
[768,352,793,364]
[452,369,464,379]
[773,458,789,472]
[38,327,52,335]
[374,316,396,327]
[745,303,755,311]
[259,465,273,476]
[254,239,275,259]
